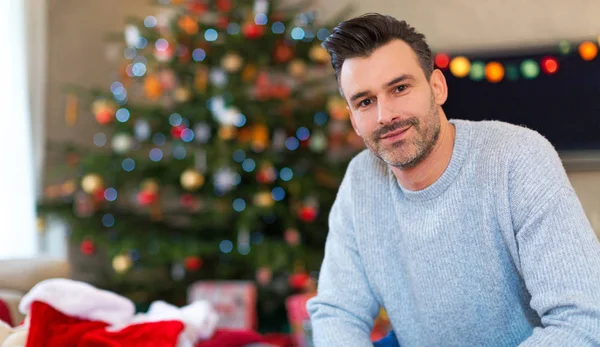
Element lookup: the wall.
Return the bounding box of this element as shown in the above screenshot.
[46,0,600,234]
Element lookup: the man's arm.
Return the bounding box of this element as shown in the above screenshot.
[509,130,600,345]
[306,168,381,347]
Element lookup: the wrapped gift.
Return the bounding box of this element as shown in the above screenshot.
[285,293,314,347]
[188,281,257,330]
[286,292,392,347]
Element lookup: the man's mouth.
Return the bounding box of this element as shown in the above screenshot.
[380,125,412,140]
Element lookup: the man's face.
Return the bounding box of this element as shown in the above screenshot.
[340,39,445,169]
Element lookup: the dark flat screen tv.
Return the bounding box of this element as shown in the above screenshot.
[441,47,600,169]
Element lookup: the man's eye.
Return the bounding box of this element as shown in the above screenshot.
[395,85,407,93]
[359,99,372,107]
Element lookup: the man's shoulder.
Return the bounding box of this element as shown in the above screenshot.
[463,119,555,158]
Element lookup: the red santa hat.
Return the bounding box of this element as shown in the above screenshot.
[18,278,218,347]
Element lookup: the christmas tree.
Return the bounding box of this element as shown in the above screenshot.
[39,0,359,331]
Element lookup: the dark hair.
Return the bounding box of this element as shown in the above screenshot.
[323,13,434,84]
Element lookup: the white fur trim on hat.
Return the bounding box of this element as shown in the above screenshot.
[19,278,135,326]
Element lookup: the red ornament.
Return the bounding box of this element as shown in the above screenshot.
[256,167,276,184]
[274,43,294,63]
[171,125,186,139]
[434,53,450,69]
[80,240,95,256]
[93,188,105,203]
[242,22,265,39]
[216,16,229,30]
[256,267,272,286]
[95,110,113,125]
[187,1,209,14]
[137,190,158,206]
[180,193,195,208]
[541,56,559,74]
[284,228,300,246]
[289,272,310,290]
[298,206,318,222]
[216,0,232,12]
[184,256,203,271]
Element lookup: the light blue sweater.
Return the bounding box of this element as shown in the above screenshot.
[306,119,600,346]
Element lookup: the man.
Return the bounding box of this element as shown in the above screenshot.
[306,12,600,346]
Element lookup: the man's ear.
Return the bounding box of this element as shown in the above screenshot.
[429,69,448,105]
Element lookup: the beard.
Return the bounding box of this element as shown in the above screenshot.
[364,93,441,169]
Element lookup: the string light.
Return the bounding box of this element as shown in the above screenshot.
[280,167,293,181]
[579,41,598,61]
[169,113,182,126]
[233,198,246,212]
[104,188,118,201]
[102,214,115,228]
[271,187,285,201]
[116,108,130,122]
[296,127,310,140]
[242,158,256,172]
[152,133,166,146]
[192,48,206,62]
[558,40,571,55]
[220,240,233,253]
[469,61,485,81]
[485,62,504,83]
[434,53,450,69]
[227,23,240,35]
[233,149,246,163]
[173,146,186,159]
[122,158,135,171]
[449,56,470,78]
[149,148,163,162]
[314,111,328,126]
[520,59,539,79]
[505,64,519,81]
[94,133,107,147]
[541,56,559,74]
[271,22,285,34]
[317,28,329,41]
[291,27,305,40]
[204,29,218,42]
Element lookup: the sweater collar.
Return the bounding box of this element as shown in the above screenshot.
[389,118,472,201]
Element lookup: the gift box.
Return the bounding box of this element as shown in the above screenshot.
[188,280,257,330]
[286,292,392,347]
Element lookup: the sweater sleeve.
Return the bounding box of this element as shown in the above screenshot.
[306,166,381,347]
[516,187,600,346]
[509,130,600,345]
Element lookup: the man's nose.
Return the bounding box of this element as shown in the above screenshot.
[377,98,399,124]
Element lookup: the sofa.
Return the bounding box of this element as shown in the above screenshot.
[0,257,71,326]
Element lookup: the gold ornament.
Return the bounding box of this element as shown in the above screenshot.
[251,124,270,151]
[141,179,160,193]
[242,64,258,82]
[288,60,307,78]
[218,125,237,140]
[144,75,163,100]
[112,254,132,273]
[174,87,191,102]
[254,191,274,208]
[327,96,349,120]
[221,53,243,72]
[81,174,103,194]
[309,45,330,64]
[180,169,205,191]
[178,15,199,35]
[61,180,76,196]
[194,66,209,92]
